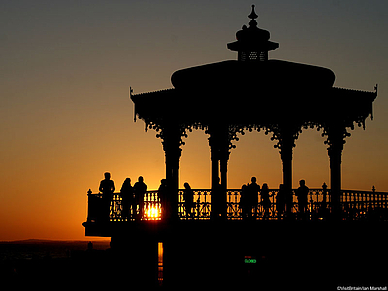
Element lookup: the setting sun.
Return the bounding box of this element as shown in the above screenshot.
[145,206,161,220]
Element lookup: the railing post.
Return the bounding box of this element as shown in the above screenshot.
[195,191,200,219]
[309,190,314,219]
[372,186,376,209]
[356,191,359,211]
[343,190,347,215]
[322,183,327,209]
[234,190,239,219]
[87,189,92,222]
[203,190,208,218]
[386,191,388,210]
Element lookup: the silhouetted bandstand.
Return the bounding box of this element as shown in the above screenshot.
[83,6,386,289]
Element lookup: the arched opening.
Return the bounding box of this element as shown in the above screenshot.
[293,128,329,188]
[179,129,211,189]
[228,130,281,189]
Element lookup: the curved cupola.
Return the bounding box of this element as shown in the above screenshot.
[227,5,279,62]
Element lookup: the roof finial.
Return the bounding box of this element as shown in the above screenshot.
[248,5,258,28]
[248,5,258,20]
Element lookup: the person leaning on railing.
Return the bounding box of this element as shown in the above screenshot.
[99,172,115,221]
[158,179,168,219]
[295,179,309,220]
[183,182,194,219]
[120,178,133,219]
[276,184,286,219]
[134,176,147,219]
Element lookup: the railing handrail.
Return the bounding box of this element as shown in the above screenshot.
[86,188,388,223]
[88,188,388,194]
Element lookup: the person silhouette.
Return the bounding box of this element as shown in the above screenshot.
[99,172,115,221]
[134,176,147,219]
[276,184,286,219]
[260,183,272,219]
[240,184,249,220]
[158,179,168,219]
[120,178,133,220]
[295,179,309,220]
[247,177,260,219]
[183,182,194,219]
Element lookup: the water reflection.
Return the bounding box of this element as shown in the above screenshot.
[158,242,163,286]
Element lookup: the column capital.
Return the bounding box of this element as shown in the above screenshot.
[149,122,191,158]
[263,123,303,155]
[321,123,349,156]
[206,123,244,160]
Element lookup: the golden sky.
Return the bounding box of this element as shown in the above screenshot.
[1,0,387,240]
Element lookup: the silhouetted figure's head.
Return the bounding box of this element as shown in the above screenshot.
[161,179,167,185]
[251,177,257,183]
[138,176,144,183]
[262,183,268,190]
[184,182,191,189]
[125,178,131,184]
[279,184,284,190]
[104,172,111,180]
[299,179,306,186]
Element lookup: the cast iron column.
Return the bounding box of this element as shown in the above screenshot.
[162,124,182,220]
[275,124,298,217]
[280,134,293,193]
[208,124,228,219]
[326,124,345,219]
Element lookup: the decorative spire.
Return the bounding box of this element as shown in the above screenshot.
[248,5,258,20]
[248,5,258,28]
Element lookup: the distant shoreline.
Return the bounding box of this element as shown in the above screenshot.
[0,239,112,260]
[0,239,110,244]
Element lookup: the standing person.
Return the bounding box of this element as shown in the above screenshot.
[134,176,147,219]
[240,184,249,220]
[120,178,133,220]
[99,172,115,221]
[260,183,272,219]
[295,179,309,220]
[247,177,260,219]
[276,184,286,219]
[158,179,168,219]
[183,182,194,219]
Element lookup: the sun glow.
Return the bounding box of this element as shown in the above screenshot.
[146,206,161,220]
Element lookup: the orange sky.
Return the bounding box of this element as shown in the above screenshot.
[1,1,387,241]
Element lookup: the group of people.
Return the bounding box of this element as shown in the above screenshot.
[240,177,310,219]
[98,172,311,221]
[99,172,148,220]
[98,172,195,220]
